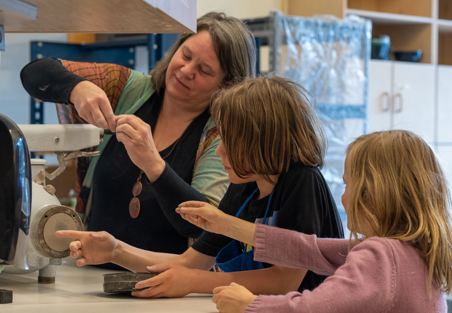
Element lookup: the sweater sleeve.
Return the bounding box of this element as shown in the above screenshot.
[151,135,229,239]
[20,58,130,112]
[247,227,397,313]
[254,224,349,275]
[20,58,86,104]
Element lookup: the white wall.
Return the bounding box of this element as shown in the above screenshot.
[0,33,67,125]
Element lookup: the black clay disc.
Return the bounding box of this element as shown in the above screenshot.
[103,272,158,293]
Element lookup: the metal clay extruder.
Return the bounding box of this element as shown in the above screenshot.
[0,114,107,302]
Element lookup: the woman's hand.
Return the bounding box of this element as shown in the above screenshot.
[115,114,166,182]
[55,230,118,266]
[70,81,117,132]
[176,201,229,234]
[212,283,257,313]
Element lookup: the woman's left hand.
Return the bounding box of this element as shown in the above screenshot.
[115,114,165,182]
[212,283,257,313]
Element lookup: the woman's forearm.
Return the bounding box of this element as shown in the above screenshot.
[151,164,209,239]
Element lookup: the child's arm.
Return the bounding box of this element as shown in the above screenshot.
[177,203,349,276]
[243,237,396,313]
[253,224,350,276]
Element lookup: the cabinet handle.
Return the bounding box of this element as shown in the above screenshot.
[393,93,403,113]
[380,92,389,112]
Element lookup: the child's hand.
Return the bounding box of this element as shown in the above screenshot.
[176,201,229,234]
[212,282,257,313]
[55,230,118,266]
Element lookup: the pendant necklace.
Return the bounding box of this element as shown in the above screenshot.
[129,135,182,219]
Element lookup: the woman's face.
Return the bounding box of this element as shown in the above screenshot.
[165,31,225,110]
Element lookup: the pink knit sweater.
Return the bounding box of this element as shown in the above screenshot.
[245,224,447,313]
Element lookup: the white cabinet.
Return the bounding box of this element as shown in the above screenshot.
[438,66,452,143]
[368,60,392,132]
[368,60,435,143]
[436,65,452,186]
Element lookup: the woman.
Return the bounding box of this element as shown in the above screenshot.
[20,12,257,261]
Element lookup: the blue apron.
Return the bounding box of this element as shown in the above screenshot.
[215,188,274,272]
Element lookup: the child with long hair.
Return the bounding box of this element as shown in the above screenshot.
[57,76,343,298]
[178,130,452,312]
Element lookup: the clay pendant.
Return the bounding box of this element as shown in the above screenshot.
[132,181,142,196]
[129,197,140,218]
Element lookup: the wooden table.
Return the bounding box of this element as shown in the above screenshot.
[0,258,217,313]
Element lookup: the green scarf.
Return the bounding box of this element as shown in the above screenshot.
[82,70,155,220]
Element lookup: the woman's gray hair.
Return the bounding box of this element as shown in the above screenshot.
[150,12,256,94]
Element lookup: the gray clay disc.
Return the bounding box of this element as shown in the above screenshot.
[103,272,158,293]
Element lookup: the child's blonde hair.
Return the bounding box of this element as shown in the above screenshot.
[210,76,326,183]
[346,130,452,293]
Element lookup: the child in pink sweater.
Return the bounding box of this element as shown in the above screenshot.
[178,130,452,313]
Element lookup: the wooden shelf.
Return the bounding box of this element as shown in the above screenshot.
[346,9,432,25]
[0,0,196,33]
[347,0,432,18]
[439,31,452,65]
[438,19,452,33]
[439,0,452,21]
[373,23,431,64]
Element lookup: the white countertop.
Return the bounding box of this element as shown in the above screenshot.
[0,258,217,313]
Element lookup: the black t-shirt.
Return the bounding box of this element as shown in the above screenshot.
[192,162,344,292]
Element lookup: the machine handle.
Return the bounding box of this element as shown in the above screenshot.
[393,93,403,113]
[380,92,389,112]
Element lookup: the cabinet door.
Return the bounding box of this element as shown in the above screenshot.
[368,60,392,133]
[437,66,452,143]
[392,62,435,143]
[436,146,452,189]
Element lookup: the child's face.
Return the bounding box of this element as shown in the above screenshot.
[215,140,260,184]
[342,155,374,237]
[342,155,351,229]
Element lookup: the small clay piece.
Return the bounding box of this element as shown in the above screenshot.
[43,184,56,195]
[0,289,12,304]
[103,272,158,294]
[38,276,55,284]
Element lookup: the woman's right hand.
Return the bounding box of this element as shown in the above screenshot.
[69,81,117,132]
[55,230,118,266]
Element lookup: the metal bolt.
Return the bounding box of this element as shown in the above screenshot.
[129,59,134,65]
[153,44,158,50]
[38,42,43,47]
[37,54,43,59]
[54,137,60,144]
[129,48,134,53]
